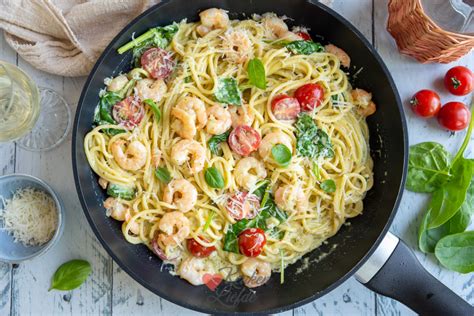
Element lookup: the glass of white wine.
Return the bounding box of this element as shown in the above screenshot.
[0,61,70,151]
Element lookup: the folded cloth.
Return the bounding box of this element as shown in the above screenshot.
[0,0,160,77]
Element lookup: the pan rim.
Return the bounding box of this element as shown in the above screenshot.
[72,0,408,314]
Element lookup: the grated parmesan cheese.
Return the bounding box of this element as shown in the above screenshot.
[0,187,58,246]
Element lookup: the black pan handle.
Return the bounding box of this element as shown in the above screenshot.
[355,232,473,315]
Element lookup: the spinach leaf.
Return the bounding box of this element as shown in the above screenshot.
[49,260,92,291]
[104,128,126,136]
[205,167,225,189]
[320,179,336,193]
[154,167,171,184]
[407,142,451,193]
[435,231,474,273]
[214,78,242,105]
[247,58,266,89]
[98,92,121,124]
[143,99,161,121]
[271,144,292,167]
[207,130,230,155]
[295,114,334,159]
[285,40,324,55]
[107,184,136,200]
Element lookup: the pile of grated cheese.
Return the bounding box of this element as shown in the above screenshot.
[0,187,58,246]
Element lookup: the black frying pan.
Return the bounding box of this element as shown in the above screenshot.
[72,0,473,314]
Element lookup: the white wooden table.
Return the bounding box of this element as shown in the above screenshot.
[0,1,472,315]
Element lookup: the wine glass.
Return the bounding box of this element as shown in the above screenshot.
[0,61,71,151]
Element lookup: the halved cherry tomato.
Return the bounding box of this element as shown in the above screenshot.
[295,31,312,41]
[112,96,145,129]
[437,102,471,131]
[409,89,441,118]
[294,83,325,111]
[228,125,261,156]
[271,94,301,120]
[187,238,216,258]
[238,228,266,257]
[444,66,473,96]
[151,236,168,261]
[226,192,261,220]
[140,47,174,80]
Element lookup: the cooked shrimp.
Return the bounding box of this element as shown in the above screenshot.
[262,14,288,38]
[163,179,198,212]
[351,88,377,117]
[222,29,253,64]
[229,103,254,128]
[124,212,140,235]
[136,78,167,102]
[111,140,147,171]
[280,31,302,41]
[176,96,207,129]
[274,184,308,213]
[178,257,215,286]
[258,132,293,160]
[234,157,267,191]
[206,105,232,135]
[107,75,129,92]
[170,139,206,173]
[197,8,230,36]
[104,197,128,221]
[98,177,108,190]
[241,258,271,288]
[325,44,351,68]
[158,211,191,247]
[151,148,162,168]
[171,108,197,139]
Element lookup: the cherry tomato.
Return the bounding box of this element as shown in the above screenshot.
[294,83,325,111]
[437,102,471,131]
[151,236,168,261]
[238,228,266,257]
[112,96,145,129]
[228,125,261,156]
[295,31,311,41]
[187,238,216,258]
[226,192,261,220]
[444,66,473,96]
[140,47,174,80]
[271,94,301,120]
[409,89,441,118]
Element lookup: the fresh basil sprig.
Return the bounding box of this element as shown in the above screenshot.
[205,167,225,189]
[155,167,171,184]
[247,58,266,90]
[107,184,136,200]
[320,179,336,193]
[214,78,242,105]
[49,260,92,291]
[208,130,230,155]
[271,144,292,167]
[143,98,161,121]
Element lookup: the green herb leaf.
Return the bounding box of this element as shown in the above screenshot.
[285,40,324,55]
[208,130,230,155]
[205,167,225,189]
[143,98,162,121]
[107,184,136,200]
[252,180,270,199]
[104,128,126,136]
[98,92,121,124]
[271,144,292,167]
[247,58,266,89]
[214,78,242,105]
[320,179,336,193]
[154,167,171,184]
[49,260,92,291]
[435,231,474,273]
[295,114,334,159]
[407,142,451,193]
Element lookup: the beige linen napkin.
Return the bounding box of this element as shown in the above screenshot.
[0,0,160,77]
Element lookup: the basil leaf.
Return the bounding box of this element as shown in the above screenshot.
[285,40,324,55]
[271,144,292,167]
[247,58,266,89]
[426,158,474,229]
[49,260,92,291]
[407,142,451,193]
[205,167,225,189]
[295,114,334,159]
[435,231,474,273]
[214,78,242,105]
[143,99,161,121]
[154,167,171,184]
[320,179,336,193]
[107,184,136,200]
[208,130,230,155]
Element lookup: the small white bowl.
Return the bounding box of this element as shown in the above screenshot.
[0,174,64,263]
